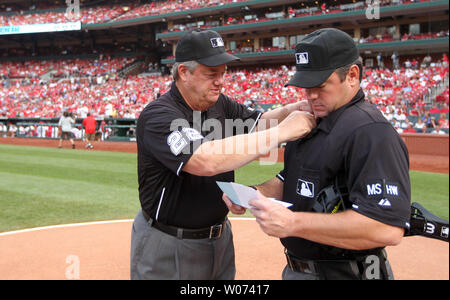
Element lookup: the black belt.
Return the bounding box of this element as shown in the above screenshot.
[284,248,390,279]
[142,210,226,240]
[285,249,320,275]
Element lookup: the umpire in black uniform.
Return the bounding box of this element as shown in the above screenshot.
[131,29,316,280]
[227,28,411,280]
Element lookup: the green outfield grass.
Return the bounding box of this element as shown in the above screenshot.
[0,143,448,233]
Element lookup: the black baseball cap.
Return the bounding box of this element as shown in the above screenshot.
[286,28,359,88]
[175,29,240,66]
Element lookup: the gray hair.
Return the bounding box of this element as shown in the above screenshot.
[172,61,199,81]
[335,56,363,82]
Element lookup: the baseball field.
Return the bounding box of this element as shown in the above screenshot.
[0,140,448,280]
[0,143,448,232]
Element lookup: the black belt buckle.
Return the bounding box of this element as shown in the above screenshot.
[285,249,318,275]
[209,223,224,239]
[298,261,316,274]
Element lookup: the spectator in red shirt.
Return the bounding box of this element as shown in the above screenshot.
[438,113,449,129]
[442,53,449,68]
[82,113,97,149]
[403,123,417,133]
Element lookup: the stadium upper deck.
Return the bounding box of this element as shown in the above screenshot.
[1,0,448,66]
[0,0,448,141]
[0,0,447,29]
[0,0,271,26]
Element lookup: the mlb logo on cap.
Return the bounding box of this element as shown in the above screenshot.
[211,37,224,48]
[175,30,239,66]
[296,52,309,65]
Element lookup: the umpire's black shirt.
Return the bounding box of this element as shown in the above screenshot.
[137,82,261,229]
[277,89,411,260]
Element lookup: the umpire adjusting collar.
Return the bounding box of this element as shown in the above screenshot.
[175,29,240,66]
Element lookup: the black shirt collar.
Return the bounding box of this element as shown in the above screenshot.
[316,88,365,134]
[168,81,220,131]
[169,81,220,117]
[170,81,192,110]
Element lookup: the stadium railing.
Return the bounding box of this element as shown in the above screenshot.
[0,118,137,141]
[1,116,447,141]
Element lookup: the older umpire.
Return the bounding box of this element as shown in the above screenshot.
[130,29,315,280]
[234,28,411,280]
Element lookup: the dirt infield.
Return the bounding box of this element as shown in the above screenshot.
[0,137,448,280]
[0,219,448,280]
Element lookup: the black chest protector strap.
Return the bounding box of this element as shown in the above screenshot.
[311,175,382,261]
[313,175,348,214]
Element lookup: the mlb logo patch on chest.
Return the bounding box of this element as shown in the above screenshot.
[296,179,315,198]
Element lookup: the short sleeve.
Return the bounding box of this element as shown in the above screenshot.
[140,105,204,176]
[345,123,411,229]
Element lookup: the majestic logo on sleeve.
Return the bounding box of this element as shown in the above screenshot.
[366,180,400,207]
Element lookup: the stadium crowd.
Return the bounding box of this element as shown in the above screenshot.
[1,56,135,78]
[114,0,246,22]
[0,4,127,25]
[0,0,434,27]
[0,0,249,26]
[0,53,448,138]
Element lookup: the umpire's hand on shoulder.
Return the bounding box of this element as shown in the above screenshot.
[285,100,313,115]
[277,110,316,142]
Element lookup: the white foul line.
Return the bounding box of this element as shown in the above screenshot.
[0,217,255,237]
[0,219,133,237]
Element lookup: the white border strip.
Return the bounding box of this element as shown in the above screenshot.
[0,217,255,237]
